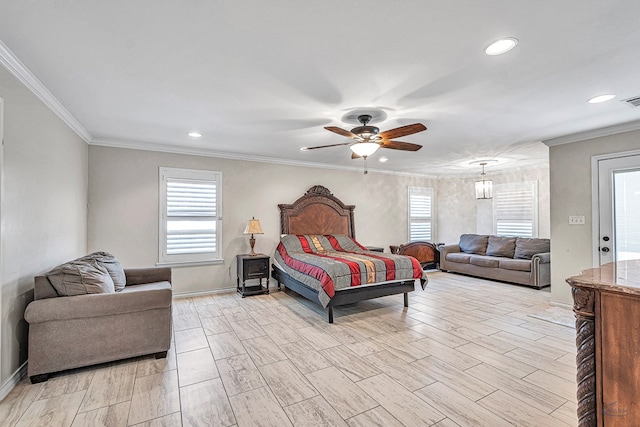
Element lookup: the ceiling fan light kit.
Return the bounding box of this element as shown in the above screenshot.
[350,142,380,157]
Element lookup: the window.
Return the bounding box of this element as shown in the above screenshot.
[159,167,222,265]
[493,181,538,238]
[408,186,433,241]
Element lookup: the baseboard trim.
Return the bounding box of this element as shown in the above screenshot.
[550,300,573,310]
[0,361,28,401]
[173,287,236,299]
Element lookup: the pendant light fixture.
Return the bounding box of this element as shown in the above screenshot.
[475,162,493,199]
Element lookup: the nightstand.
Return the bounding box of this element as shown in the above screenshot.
[236,254,270,297]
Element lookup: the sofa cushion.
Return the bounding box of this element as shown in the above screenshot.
[486,236,516,258]
[515,238,550,259]
[459,234,489,255]
[47,260,115,296]
[499,258,532,272]
[469,255,500,268]
[446,253,472,264]
[80,252,126,291]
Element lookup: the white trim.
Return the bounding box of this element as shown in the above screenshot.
[407,186,434,242]
[159,167,223,265]
[91,137,438,178]
[543,119,640,147]
[590,149,640,267]
[0,362,27,402]
[550,300,573,310]
[492,181,539,238]
[0,97,3,378]
[173,287,236,299]
[156,259,225,268]
[0,41,92,143]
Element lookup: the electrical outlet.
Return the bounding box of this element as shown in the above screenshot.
[569,215,586,225]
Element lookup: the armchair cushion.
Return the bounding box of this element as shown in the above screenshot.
[46,259,115,296]
[25,281,171,323]
[80,252,126,291]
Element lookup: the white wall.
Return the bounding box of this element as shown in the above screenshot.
[88,145,552,296]
[0,66,88,384]
[87,145,437,295]
[436,167,550,244]
[549,129,640,305]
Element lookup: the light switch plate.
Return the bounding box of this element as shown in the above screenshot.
[569,215,586,225]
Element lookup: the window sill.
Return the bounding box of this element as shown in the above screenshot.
[156,259,225,268]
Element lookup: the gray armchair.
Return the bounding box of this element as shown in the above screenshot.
[25,267,172,383]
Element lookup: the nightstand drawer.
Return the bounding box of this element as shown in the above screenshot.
[244,259,268,277]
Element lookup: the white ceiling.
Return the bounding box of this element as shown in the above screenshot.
[1,1,640,176]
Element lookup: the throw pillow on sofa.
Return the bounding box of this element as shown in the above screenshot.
[46,259,116,296]
[459,234,489,255]
[80,252,126,291]
[486,236,516,258]
[514,238,551,259]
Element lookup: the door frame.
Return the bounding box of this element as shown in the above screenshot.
[591,148,640,266]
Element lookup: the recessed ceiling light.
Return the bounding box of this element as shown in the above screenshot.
[378,157,388,163]
[485,38,518,56]
[187,131,203,138]
[587,94,616,104]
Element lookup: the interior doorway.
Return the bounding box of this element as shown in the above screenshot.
[594,151,640,266]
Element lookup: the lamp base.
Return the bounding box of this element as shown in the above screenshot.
[249,236,257,256]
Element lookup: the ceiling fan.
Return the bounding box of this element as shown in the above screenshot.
[302,114,427,161]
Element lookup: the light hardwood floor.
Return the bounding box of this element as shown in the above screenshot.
[0,272,578,426]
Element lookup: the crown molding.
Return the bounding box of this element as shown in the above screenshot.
[0,41,92,142]
[543,119,640,147]
[90,137,438,178]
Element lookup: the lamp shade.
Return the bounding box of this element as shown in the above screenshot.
[475,179,493,199]
[243,218,263,235]
[350,142,380,157]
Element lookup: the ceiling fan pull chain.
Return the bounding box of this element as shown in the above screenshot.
[364,156,368,174]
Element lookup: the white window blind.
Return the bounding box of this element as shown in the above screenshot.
[493,181,538,238]
[159,167,222,265]
[408,186,433,241]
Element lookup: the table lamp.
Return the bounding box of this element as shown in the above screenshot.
[243,217,264,256]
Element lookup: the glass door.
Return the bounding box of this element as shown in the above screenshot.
[598,154,640,265]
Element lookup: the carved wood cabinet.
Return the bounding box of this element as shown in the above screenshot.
[567,260,640,427]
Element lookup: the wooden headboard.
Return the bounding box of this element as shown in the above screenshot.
[278,185,356,238]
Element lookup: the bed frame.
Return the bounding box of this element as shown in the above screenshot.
[272,185,418,323]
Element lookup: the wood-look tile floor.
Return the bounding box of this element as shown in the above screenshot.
[0,272,578,426]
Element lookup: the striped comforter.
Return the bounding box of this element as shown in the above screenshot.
[274,234,426,307]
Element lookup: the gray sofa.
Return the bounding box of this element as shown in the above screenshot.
[439,234,550,289]
[24,253,172,383]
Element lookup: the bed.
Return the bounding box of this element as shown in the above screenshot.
[272,185,428,323]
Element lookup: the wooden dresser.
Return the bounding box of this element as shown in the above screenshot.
[567,260,640,427]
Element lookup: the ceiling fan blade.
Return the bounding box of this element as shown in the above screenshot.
[380,140,423,151]
[324,126,358,138]
[378,123,427,140]
[303,142,353,150]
